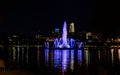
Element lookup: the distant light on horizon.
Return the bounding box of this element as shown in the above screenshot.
[55,28,60,33]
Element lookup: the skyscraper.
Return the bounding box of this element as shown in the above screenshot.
[69,22,75,33]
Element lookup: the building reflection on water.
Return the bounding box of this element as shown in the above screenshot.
[70,50,74,71]
[45,48,120,74]
[111,48,114,64]
[77,49,83,67]
[1,46,120,75]
[44,49,49,64]
[118,49,120,61]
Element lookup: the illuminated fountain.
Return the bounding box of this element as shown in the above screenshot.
[59,21,70,48]
[45,21,84,49]
[54,21,75,48]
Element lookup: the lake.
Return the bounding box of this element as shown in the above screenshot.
[2,46,120,75]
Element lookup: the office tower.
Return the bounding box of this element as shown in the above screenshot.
[69,22,75,33]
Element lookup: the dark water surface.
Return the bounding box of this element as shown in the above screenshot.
[3,47,120,75]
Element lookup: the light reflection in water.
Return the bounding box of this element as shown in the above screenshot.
[118,49,120,61]
[98,50,100,61]
[85,50,88,66]
[21,47,24,64]
[13,47,16,61]
[8,46,120,75]
[53,50,72,74]
[77,49,83,66]
[84,49,89,66]
[26,47,29,63]
[62,50,69,73]
[54,50,62,69]
[62,50,67,73]
[17,47,20,63]
[111,49,114,64]
[50,50,54,67]
[52,49,92,73]
[45,49,49,64]
[37,46,40,65]
[70,50,74,71]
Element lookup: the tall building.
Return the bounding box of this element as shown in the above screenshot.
[86,32,92,40]
[69,22,75,33]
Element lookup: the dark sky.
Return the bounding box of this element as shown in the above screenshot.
[0,0,119,36]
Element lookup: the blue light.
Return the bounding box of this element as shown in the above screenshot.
[45,49,49,64]
[77,50,83,66]
[55,28,60,33]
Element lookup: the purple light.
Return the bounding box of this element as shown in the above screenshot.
[54,50,62,68]
[62,50,68,73]
[59,21,70,48]
[62,21,67,45]
[77,50,83,66]
[44,21,84,49]
[45,49,49,64]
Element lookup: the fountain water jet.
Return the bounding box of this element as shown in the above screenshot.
[59,21,70,48]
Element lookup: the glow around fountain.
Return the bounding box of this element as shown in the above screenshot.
[59,21,70,48]
[54,21,75,48]
[44,21,84,49]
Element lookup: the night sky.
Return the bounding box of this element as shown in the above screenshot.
[0,0,119,36]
